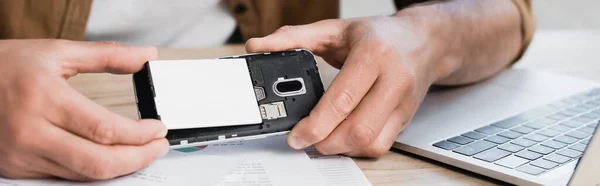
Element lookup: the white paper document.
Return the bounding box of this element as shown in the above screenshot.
[304,147,372,186]
[0,150,243,186]
[211,136,325,186]
[0,136,370,186]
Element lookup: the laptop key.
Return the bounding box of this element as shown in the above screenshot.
[528,145,555,155]
[511,126,535,134]
[558,110,578,117]
[523,122,546,130]
[524,134,549,142]
[474,148,511,162]
[549,125,571,133]
[448,136,474,145]
[530,159,559,170]
[433,141,461,150]
[566,131,590,139]
[485,135,510,144]
[453,141,497,156]
[566,108,587,114]
[512,138,537,147]
[536,129,561,137]
[577,126,596,134]
[580,138,591,145]
[495,155,530,169]
[581,112,600,119]
[515,150,543,160]
[491,116,528,129]
[547,114,570,121]
[541,140,567,149]
[475,125,504,135]
[573,116,596,124]
[583,102,598,108]
[554,135,578,144]
[557,149,583,158]
[498,131,523,139]
[539,118,559,125]
[589,122,599,128]
[569,106,587,113]
[568,143,587,152]
[577,103,595,110]
[517,164,545,175]
[560,121,583,128]
[498,143,525,153]
[544,153,571,164]
[462,131,487,140]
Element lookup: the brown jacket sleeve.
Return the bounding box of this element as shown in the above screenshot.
[512,0,535,62]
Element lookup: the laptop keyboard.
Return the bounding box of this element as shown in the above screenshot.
[433,88,600,176]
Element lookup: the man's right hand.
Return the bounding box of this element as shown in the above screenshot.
[0,39,169,181]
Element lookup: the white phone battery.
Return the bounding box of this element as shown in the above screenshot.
[148,59,262,129]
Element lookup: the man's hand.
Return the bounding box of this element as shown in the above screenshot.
[0,40,169,180]
[246,17,443,157]
[246,0,522,158]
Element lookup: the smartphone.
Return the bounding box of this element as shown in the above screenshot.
[133,49,324,148]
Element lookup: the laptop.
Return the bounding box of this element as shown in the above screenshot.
[393,69,599,185]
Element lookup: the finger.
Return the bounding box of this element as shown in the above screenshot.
[287,45,379,149]
[0,170,49,180]
[49,84,167,145]
[343,106,410,158]
[245,19,347,54]
[56,40,157,74]
[313,74,407,155]
[36,124,169,180]
[34,156,90,181]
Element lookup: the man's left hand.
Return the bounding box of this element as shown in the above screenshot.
[246,16,447,157]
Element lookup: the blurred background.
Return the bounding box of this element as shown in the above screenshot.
[341,0,600,30]
[341,0,600,83]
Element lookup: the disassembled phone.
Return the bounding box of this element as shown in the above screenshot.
[133,49,324,148]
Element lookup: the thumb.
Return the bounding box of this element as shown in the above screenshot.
[57,40,158,75]
[245,19,347,54]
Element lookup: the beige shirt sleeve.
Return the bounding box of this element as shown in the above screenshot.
[512,0,535,62]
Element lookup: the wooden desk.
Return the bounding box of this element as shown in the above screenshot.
[67,30,600,186]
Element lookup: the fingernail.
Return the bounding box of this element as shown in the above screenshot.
[288,135,307,149]
[155,127,168,138]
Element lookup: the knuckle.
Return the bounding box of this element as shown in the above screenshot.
[329,90,356,118]
[370,40,394,57]
[89,119,115,144]
[275,25,294,33]
[349,124,376,147]
[244,38,261,52]
[304,126,327,142]
[100,41,121,47]
[401,72,416,88]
